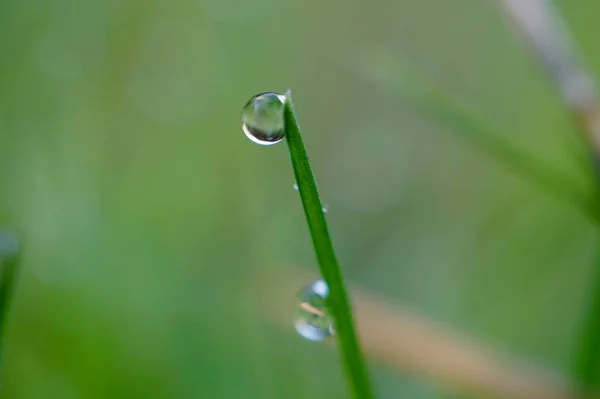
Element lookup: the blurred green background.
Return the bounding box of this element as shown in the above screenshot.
[1,0,600,397]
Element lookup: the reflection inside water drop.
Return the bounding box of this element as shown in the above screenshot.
[293,183,299,191]
[322,204,329,213]
[241,92,286,145]
[294,279,334,342]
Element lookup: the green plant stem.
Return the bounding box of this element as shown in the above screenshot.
[283,90,375,399]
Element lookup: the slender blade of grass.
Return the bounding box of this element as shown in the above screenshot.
[574,250,600,393]
[283,90,376,399]
[0,232,20,368]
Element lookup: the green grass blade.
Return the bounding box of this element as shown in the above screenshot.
[359,48,599,223]
[0,232,20,367]
[283,90,376,399]
[574,252,600,392]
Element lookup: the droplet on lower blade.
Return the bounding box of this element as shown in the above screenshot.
[294,279,334,342]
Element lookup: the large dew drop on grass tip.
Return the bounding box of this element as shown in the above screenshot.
[242,92,286,145]
[294,279,335,342]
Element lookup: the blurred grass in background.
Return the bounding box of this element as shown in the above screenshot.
[1,0,600,397]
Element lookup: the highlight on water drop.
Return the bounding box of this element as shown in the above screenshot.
[293,183,299,191]
[294,279,335,342]
[241,92,286,145]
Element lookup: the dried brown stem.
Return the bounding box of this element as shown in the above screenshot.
[256,269,589,399]
[495,0,600,157]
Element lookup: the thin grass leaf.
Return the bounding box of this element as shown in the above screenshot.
[574,251,600,392]
[358,47,599,224]
[283,90,376,399]
[0,232,20,368]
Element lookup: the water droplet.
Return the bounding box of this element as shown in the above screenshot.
[242,92,286,145]
[322,204,329,213]
[294,279,334,342]
[293,183,299,191]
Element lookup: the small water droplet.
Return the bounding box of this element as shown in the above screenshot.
[293,183,299,191]
[322,204,329,213]
[294,279,334,342]
[242,92,286,145]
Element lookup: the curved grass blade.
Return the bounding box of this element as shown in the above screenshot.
[493,1,600,391]
[358,47,600,224]
[283,90,376,399]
